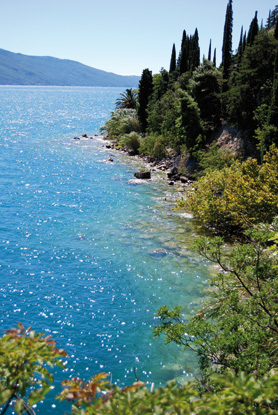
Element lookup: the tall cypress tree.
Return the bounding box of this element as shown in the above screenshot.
[137,68,153,133]
[191,28,200,71]
[179,31,189,74]
[247,11,259,46]
[169,44,176,73]
[208,39,212,61]
[222,0,233,86]
[213,48,217,67]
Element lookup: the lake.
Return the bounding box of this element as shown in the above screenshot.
[0,86,210,414]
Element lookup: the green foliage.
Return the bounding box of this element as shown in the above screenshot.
[169,44,176,73]
[118,132,142,153]
[175,89,204,153]
[222,0,233,84]
[59,370,278,414]
[195,141,237,177]
[115,88,138,110]
[139,134,167,159]
[247,11,259,46]
[225,30,277,134]
[0,323,66,414]
[190,60,222,136]
[137,68,153,133]
[100,109,140,138]
[155,223,278,381]
[181,146,278,232]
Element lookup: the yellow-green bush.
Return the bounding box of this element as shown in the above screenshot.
[180,146,278,232]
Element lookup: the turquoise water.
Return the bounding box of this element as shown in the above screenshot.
[0,86,210,414]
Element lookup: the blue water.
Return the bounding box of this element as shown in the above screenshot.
[0,86,210,414]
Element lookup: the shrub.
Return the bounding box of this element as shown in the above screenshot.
[179,145,278,233]
[139,134,167,159]
[100,109,141,138]
[118,132,142,153]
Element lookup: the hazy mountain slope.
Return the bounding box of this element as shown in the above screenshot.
[0,49,140,87]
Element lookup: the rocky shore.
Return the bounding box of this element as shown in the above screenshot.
[102,138,194,188]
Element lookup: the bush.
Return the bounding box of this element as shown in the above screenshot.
[100,109,141,138]
[139,134,167,159]
[179,145,278,233]
[118,132,142,153]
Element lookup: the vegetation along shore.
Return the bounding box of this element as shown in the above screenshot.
[2,1,278,414]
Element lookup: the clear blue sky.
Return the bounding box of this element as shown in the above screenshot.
[1,0,276,75]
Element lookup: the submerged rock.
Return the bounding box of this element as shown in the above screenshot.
[149,248,167,258]
[134,171,151,179]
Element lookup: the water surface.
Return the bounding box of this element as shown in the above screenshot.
[0,86,210,414]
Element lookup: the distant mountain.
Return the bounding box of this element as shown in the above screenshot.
[0,49,140,87]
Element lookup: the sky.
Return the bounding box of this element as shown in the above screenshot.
[1,0,276,76]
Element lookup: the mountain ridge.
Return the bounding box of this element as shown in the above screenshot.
[0,48,140,87]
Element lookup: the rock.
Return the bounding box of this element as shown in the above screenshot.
[73,136,80,140]
[106,145,111,149]
[82,134,88,138]
[106,157,114,162]
[167,166,179,178]
[168,181,174,186]
[134,171,151,179]
[180,176,189,183]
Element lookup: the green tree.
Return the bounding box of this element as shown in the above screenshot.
[247,11,259,46]
[222,0,233,88]
[190,59,221,136]
[169,43,176,73]
[154,222,278,380]
[208,39,212,61]
[115,88,137,109]
[137,68,153,133]
[0,323,66,414]
[225,29,276,135]
[176,89,204,152]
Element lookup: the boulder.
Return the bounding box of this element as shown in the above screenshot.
[134,171,151,179]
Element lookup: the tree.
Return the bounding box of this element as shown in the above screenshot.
[208,39,212,61]
[190,28,200,72]
[169,43,176,73]
[137,69,153,133]
[225,29,276,135]
[222,0,233,87]
[154,221,278,380]
[267,5,278,28]
[115,88,137,109]
[0,323,66,414]
[213,48,217,67]
[247,11,259,46]
[190,59,222,136]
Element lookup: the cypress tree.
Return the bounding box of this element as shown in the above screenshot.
[247,11,259,46]
[169,44,176,73]
[222,0,233,86]
[137,68,153,133]
[208,39,212,61]
[179,31,189,74]
[237,26,244,63]
[191,28,200,72]
[177,30,186,69]
[213,48,217,67]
